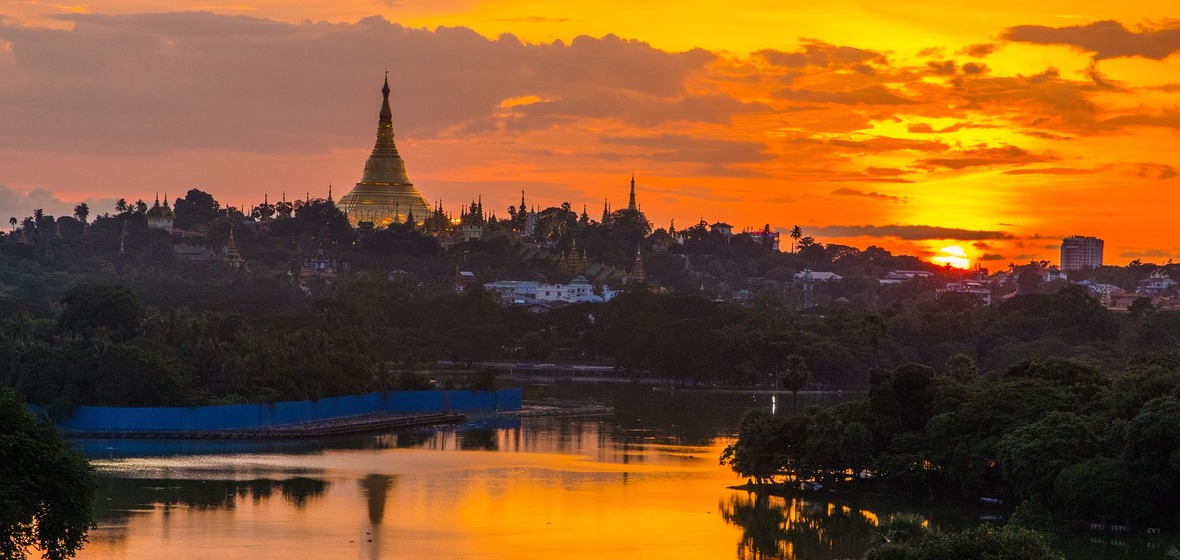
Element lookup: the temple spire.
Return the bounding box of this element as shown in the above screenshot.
[627,173,637,211]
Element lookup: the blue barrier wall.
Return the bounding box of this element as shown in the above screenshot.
[51,388,522,433]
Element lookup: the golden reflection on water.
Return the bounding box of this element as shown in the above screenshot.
[78,422,745,560]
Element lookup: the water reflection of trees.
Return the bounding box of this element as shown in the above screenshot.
[719,491,878,560]
[523,382,858,447]
[96,477,329,522]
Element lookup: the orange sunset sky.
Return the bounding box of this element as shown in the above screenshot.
[1,1,1178,267]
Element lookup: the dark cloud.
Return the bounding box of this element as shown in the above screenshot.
[757,40,888,69]
[830,188,907,203]
[962,62,989,75]
[942,67,1106,133]
[1118,248,1176,259]
[865,167,910,177]
[916,144,1056,170]
[1002,167,1100,175]
[1019,130,1073,140]
[1102,110,1180,130]
[808,224,1013,241]
[0,13,740,154]
[927,60,956,75]
[778,85,915,105]
[1137,163,1179,180]
[598,134,770,164]
[1004,20,1180,60]
[979,253,1007,261]
[517,91,766,130]
[958,43,999,58]
[640,182,743,203]
[495,17,574,23]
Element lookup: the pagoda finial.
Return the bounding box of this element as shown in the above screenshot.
[328,183,333,203]
[379,73,392,124]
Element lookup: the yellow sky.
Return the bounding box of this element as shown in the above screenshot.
[1,1,1178,266]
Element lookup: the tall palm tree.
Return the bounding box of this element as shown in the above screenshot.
[115,198,128,213]
[73,203,90,225]
[8,217,15,231]
[789,225,803,253]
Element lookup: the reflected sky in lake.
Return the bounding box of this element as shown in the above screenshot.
[71,384,1171,559]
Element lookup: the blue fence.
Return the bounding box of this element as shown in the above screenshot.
[49,389,522,434]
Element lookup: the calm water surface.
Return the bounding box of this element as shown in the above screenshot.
[73,384,1171,559]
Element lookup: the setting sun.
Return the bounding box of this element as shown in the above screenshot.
[932,245,970,269]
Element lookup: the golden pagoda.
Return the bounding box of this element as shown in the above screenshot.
[337,74,431,227]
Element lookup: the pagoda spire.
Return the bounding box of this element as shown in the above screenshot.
[226,226,245,269]
[627,173,637,211]
[370,72,400,160]
[629,245,646,283]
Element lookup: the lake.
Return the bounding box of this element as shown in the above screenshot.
[72,383,1172,559]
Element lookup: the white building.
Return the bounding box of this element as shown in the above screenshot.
[1139,270,1177,295]
[794,269,843,282]
[486,276,605,306]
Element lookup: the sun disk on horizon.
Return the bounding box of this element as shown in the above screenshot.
[931,245,970,269]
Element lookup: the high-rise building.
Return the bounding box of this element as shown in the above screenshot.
[1060,236,1103,271]
[337,74,431,228]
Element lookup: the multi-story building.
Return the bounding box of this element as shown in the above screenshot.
[1060,236,1103,271]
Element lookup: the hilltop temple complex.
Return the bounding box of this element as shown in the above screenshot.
[337,74,431,228]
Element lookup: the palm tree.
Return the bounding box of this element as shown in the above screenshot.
[8,217,15,231]
[862,314,888,369]
[789,225,802,253]
[115,198,128,213]
[73,203,89,225]
[779,355,810,415]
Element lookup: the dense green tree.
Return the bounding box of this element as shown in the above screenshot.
[720,410,803,483]
[0,389,95,560]
[945,353,978,381]
[58,285,143,342]
[996,411,1098,501]
[909,525,1062,560]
